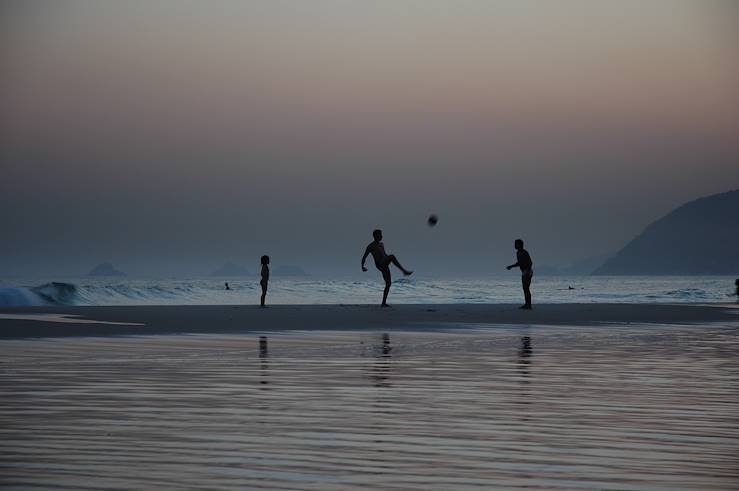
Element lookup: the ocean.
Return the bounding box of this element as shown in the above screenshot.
[1,275,736,307]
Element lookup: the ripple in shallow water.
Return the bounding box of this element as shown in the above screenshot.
[1,325,738,490]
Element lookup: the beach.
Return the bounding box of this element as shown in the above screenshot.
[2,303,738,489]
[1,302,737,338]
[4,1,738,488]
[1,317,738,490]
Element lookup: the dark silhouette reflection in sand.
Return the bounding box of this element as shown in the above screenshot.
[259,335,269,387]
[367,333,395,463]
[381,332,392,356]
[3,327,738,490]
[517,335,533,421]
[369,333,393,388]
[518,335,532,377]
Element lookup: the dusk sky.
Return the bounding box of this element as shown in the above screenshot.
[2,0,738,276]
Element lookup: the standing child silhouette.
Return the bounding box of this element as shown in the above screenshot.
[260,255,269,307]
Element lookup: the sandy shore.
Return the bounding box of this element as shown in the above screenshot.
[2,309,738,489]
[0,303,737,338]
[2,323,738,489]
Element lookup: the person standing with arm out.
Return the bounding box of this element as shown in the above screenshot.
[507,239,534,309]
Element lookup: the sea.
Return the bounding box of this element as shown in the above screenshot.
[1,275,737,307]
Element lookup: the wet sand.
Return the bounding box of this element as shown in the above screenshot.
[1,327,738,490]
[1,303,738,338]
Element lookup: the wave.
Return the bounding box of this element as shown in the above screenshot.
[0,282,79,307]
[664,288,710,299]
[0,277,733,307]
[0,282,200,307]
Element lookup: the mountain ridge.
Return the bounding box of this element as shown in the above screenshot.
[594,190,739,275]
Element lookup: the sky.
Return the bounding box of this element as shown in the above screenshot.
[2,0,738,277]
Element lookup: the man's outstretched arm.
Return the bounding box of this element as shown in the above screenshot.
[361,247,370,272]
[506,260,520,270]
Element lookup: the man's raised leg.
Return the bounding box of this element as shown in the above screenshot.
[388,254,413,276]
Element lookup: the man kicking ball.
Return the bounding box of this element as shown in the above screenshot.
[362,229,413,307]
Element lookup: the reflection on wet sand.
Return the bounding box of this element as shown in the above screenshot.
[1,326,738,490]
[259,335,269,387]
[518,335,532,377]
[369,333,393,388]
[517,335,533,421]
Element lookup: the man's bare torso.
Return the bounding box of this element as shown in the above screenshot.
[367,241,388,269]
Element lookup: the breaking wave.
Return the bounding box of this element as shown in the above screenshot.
[0,282,79,307]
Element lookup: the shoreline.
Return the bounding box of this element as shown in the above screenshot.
[1,303,737,339]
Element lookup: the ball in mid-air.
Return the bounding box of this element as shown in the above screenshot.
[427,214,439,227]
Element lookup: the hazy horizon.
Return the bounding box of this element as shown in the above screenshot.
[2,1,738,277]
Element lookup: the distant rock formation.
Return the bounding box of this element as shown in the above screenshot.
[594,190,739,275]
[87,262,126,277]
[210,262,251,276]
[272,265,308,277]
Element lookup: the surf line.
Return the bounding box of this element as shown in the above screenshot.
[0,313,144,326]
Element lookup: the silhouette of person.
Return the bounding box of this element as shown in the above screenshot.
[735,278,739,301]
[362,229,413,307]
[260,255,269,307]
[225,282,231,290]
[507,239,534,309]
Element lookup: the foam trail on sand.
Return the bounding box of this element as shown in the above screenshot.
[0,313,144,325]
